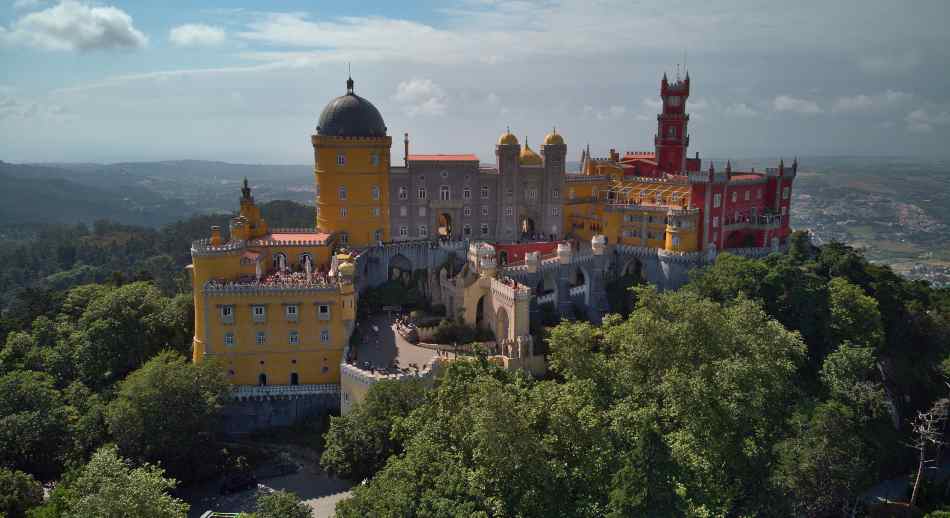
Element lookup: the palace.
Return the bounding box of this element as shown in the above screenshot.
[189,71,796,425]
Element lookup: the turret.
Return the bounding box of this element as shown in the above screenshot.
[209,226,223,247]
[557,242,572,265]
[592,235,606,255]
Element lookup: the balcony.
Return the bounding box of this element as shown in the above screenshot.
[722,214,784,231]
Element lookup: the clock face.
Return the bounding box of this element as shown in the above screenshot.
[667,96,682,107]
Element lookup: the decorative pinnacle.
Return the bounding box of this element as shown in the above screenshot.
[346,63,354,94]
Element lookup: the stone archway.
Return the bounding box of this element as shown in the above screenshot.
[622,258,645,282]
[476,295,487,329]
[495,306,510,342]
[520,216,536,239]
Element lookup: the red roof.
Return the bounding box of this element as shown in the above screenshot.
[408,154,478,162]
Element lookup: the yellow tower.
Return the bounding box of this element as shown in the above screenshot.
[312,76,391,247]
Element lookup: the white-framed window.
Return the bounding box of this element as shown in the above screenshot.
[400,206,408,217]
[481,206,489,217]
[417,187,427,199]
[480,223,489,235]
[731,192,737,203]
[220,305,234,323]
[418,206,426,217]
[672,235,681,246]
[340,207,348,217]
[285,304,298,320]
[289,331,299,345]
[744,190,750,201]
[504,207,513,216]
[338,186,347,200]
[399,226,408,237]
[370,153,380,166]
[553,189,560,199]
[418,225,428,237]
[526,189,537,201]
[713,193,722,208]
[256,331,266,345]
[782,187,790,200]
[463,224,472,236]
[337,153,346,166]
[398,186,408,200]
[552,207,560,216]
[252,305,266,322]
[224,332,234,346]
[320,329,330,343]
[440,185,450,201]
[463,188,471,200]
[372,185,380,200]
[318,304,330,320]
[372,207,381,217]
[713,216,720,228]
[480,186,489,199]
[464,206,472,217]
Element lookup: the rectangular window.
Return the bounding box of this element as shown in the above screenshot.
[224,333,234,346]
[480,186,489,199]
[289,331,299,345]
[480,223,489,235]
[418,225,428,237]
[526,189,537,201]
[481,206,489,217]
[464,206,472,217]
[418,206,426,217]
[463,224,471,236]
[318,304,330,320]
[463,188,471,200]
[372,207,380,217]
[372,185,380,200]
[336,153,345,166]
[320,329,330,343]
[552,207,560,216]
[399,226,408,237]
[256,331,266,345]
[398,186,408,200]
[374,229,382,242]
[400,206,407,217]
[440,185,450,201]
[252,305,266,323]
[672,235,681,246]
[338,186,347,200]
[713,193,722,208]
[504,207,513,216]
[340,207,348,217]
[731,192,737,203]
[744,190,750,201]
[220,305,234,323]
[553,189,560,199]
[285,304,298,321]
[339,233,348,246]
[370,153,380,166]
[417,187,427,200]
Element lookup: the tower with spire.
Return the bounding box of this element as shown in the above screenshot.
[655,68,691,174]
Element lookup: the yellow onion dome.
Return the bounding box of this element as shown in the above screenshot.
[498,130,519,146]
[338,260,355,277]
[519,139,543,166]
[543,130,564,146]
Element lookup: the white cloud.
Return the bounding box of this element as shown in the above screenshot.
[772,95,821,114]
[13,0,47,10]
[724,103,757,117]
[831,90,912,113]
[641,97,661,111]
[393,78,447,116]
[905,109,950,133]
[169,24,226,47]
[1,0,147,51]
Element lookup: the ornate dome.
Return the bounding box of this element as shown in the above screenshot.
[497,130,519,146]
[543,129,564,146]
[317,77,387,138]
[519,139,542,166]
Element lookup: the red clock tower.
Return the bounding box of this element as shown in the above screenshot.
[655,72,690,174]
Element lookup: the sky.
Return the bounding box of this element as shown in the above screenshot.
[1,0,949,164]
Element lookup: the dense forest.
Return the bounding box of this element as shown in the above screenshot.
[2,210,950,516]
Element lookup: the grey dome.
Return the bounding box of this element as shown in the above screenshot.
[317,77,387,138]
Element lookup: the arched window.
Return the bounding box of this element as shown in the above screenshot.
[258,373,267,386]
[338,186,347,200]
[272,252,287,271]
[372,185,380,200]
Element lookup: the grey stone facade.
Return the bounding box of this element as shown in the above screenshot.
[387,141,567,242]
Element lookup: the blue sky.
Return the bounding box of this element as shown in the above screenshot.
[1,0,949,164]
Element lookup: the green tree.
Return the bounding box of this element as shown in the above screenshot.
[0,370,71,480]
[828,277,884,349]
[0,468,43,518]
[321,377,428,481]
[60,445,188,518]
[820,343,886,417]
[773,401,875,518]
[254,490,312,518]
[105,351,228,483]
